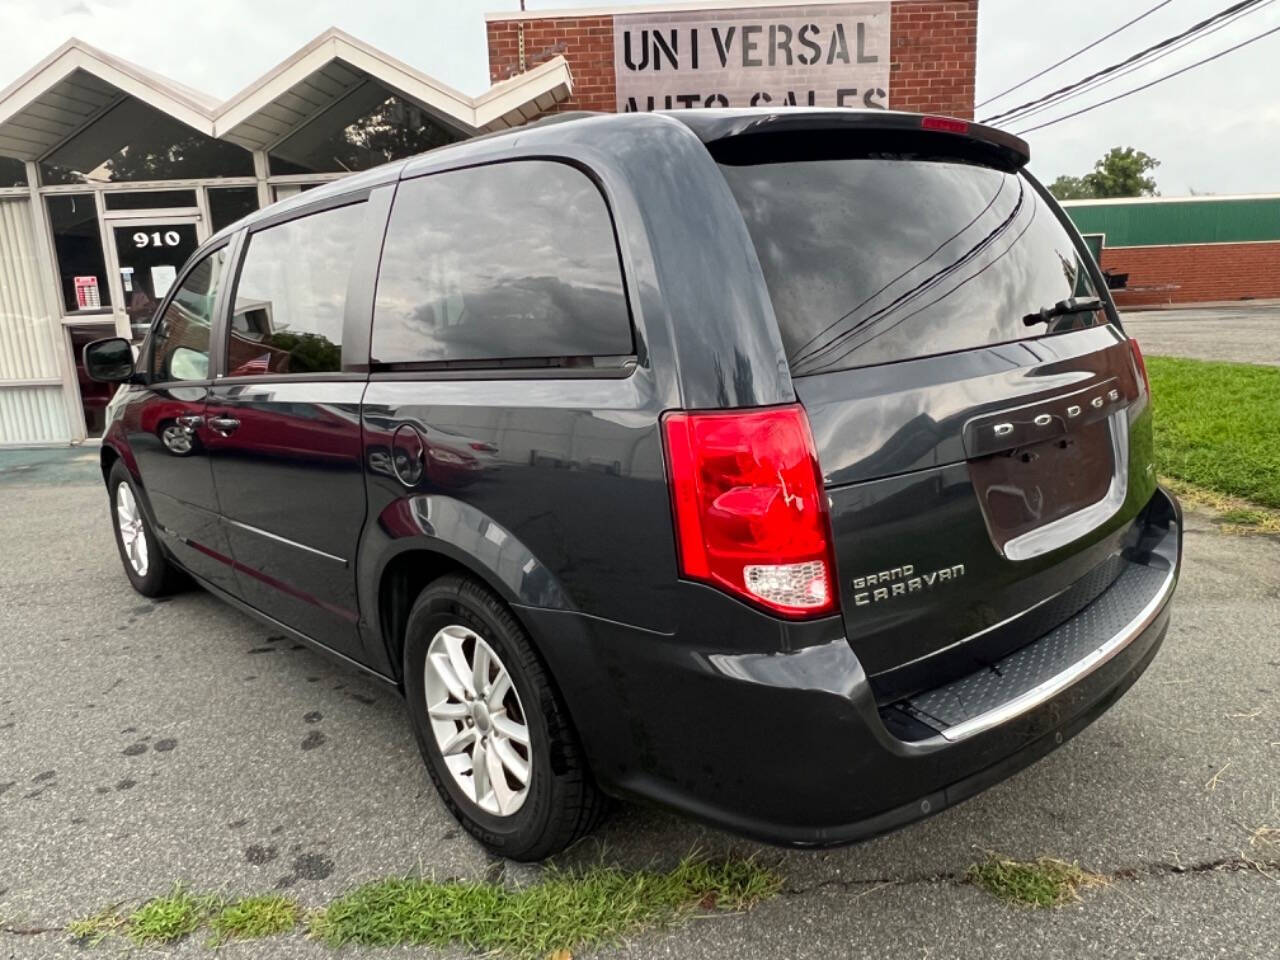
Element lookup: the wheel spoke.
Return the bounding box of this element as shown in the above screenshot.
[428,699,469,721]
[492,738,529,785]
[486,742,515,813]
[429,652,469,703]
[472,643,490,699]
[491,713,529,747]
[471,739,491,801]
[439,725,475,757]
[442,630,477,699]
[486,671,512,711]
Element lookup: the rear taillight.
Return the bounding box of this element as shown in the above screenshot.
[661,404,838,619]
[1129,337,1150,395]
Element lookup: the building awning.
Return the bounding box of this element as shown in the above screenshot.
[0,29,573,163]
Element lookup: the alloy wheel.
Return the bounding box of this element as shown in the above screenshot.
[115,482,149,577]
[423,624,532,816]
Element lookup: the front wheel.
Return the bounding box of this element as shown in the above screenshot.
[403,574,607,860]
[107,461,186,597]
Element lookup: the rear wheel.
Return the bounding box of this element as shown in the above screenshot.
[403,574,607,860]
[107,461,186,597]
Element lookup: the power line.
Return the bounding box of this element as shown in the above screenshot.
[976,0,1175,109]
[982,0,1266,125]
[1004,0,1275,126]
[1013,21,1280,135]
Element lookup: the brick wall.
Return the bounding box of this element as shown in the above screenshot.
[486,0,977,119]
[1102,243,1280,307]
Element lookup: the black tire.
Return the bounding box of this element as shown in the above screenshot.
[403,574,608,861]
[106,461,187,597]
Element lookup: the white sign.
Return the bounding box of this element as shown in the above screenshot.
[132,229,182,249]
[151,264,177,298]
[614,2,890,113]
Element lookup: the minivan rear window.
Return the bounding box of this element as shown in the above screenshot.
[717,150,1103,376]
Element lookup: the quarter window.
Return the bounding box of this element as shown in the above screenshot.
[371,161,632,366]
[150,248,228,382]
[227,202,367,377]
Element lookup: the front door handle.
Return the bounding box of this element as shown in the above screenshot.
[208,415,241,436]
[175,414,204,430]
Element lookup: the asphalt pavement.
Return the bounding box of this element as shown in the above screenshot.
[0,450,1276,959]
[1121,303,1280,366]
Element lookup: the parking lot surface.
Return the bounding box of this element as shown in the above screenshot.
[1121,303,1280,365]
[1,450,1277,959]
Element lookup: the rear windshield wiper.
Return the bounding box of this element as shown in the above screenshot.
[1023,296,1104,326]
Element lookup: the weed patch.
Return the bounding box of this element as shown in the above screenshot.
[966,856,1104,908]
[310,855,781,957]
[209,894,300,943]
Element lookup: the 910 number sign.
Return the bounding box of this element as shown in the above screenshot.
[133,230,182,249]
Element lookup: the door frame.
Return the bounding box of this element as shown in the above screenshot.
[102,210,208,341]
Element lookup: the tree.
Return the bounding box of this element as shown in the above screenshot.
[1047,147,1161,200]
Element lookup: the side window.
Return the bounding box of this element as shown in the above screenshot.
[371,160,632,366]
[226,201,367,377]
[150,247,227,382]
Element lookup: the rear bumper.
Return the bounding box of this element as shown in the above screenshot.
[519,487,1181,847]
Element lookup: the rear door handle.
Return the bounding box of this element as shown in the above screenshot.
[208,415,241,436]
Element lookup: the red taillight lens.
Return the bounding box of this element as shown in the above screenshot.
[922,115,970,134]
[661,404,838,619]
[1129,337,1150,395]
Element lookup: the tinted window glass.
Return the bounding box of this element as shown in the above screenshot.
[718,156,1103,376]
[269,88,463,175]
[208,186,260,233]
[0,156,28,187]
[227,202,366,377]
[151,248,227,382]
[372,161,632,365]
[104,190,197,210]
[46,194,112,312]
[40,98,253,185]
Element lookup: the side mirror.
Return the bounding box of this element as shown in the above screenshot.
[83,337,136,383]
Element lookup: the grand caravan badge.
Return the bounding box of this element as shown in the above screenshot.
[852,563,966,606]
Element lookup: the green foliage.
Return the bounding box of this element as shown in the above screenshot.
[267,331,342,373]
[967,856,1102,907]
[309,855,782,958]
[125,887,220,945]
[208,894,300,943]
[1047,146,1161,200]
[1147,356,1280,508]
[1047,174,1093,200]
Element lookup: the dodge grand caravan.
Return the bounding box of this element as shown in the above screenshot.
[85,109,1181,861]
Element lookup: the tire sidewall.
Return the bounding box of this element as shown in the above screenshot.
[403,581,559,853]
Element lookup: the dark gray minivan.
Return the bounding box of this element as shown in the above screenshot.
[86,109,1181,860]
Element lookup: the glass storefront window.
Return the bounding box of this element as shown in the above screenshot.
[47,194,112,313]
[104,190,198,211]
[39,97,253,185]
[111,222,201,341]
[268,87,462,175]
[67,323,117,438]
[0,156,27,188]
[208,186,259,233]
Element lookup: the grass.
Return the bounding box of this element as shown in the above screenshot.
[1147,356,1280,510]
[1159,477,1280,534]
[63,856,779,956]
[309,855,782,958]
[208,894,300,943]
[966,856,1104,908]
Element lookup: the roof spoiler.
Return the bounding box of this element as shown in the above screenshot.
[683,110,1031,173]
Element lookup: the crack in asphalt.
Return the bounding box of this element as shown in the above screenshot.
[779,853,1280,897]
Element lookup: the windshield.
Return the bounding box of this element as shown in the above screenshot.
[718,155,1104,376]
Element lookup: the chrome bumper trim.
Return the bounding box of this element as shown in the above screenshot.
[936,559,1176,743]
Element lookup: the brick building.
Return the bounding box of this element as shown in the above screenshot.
[486,0,979,120]
[1064,195,1280,307]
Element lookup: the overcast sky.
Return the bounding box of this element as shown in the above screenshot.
[2,0,1277,195]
